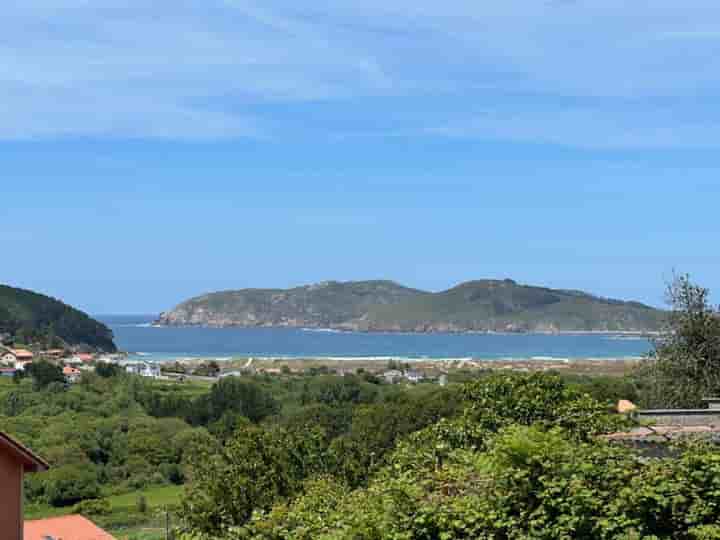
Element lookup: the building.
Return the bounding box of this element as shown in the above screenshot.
[404,370,426,383]
[25,515,116,540]
[39,349,66,360]
[382,369,403,384]
[69,353,95,364]
[63,365,82,383]
[1,349,34,364]
[0,432,49,540]
[220,370,244,378]
[125,362,161,378]
[607,398,720,457]
[635,398,720,427]
[0,367,17,378]
[13,360,33,372]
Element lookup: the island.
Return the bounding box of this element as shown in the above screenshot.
[156,279,664,333]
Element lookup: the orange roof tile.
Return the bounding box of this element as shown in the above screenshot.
[25,515,116,540]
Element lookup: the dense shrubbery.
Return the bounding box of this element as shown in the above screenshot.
[177,372,640,538]
[177,373,720,540]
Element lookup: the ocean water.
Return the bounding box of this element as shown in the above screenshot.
[99,315,655,362]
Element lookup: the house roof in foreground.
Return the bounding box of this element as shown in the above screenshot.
[605,425,720,442]
[0,431,49,472]
[25,515,116,540]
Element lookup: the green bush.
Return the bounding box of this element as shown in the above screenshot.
[44,465,101,507]
[72,497,112,516]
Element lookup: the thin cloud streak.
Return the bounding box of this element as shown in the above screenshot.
[2,1,720,145]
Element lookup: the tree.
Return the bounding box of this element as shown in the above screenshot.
[43,465,102,507]
[188,378,280,425]
[25,360,65,390]
[181,424,327,534]
[641,274,720,408]
[300,375,377,407]
[95,362,122,378]
[461,372,626,441]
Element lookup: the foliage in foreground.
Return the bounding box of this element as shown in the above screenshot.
[179,372,670,540]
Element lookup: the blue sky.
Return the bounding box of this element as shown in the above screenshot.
[3,1,720,313]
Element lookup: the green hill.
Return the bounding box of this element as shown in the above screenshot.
[0,284,116,351]
[157,279,664,333]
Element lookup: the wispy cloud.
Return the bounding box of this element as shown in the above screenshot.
[3,1,720,146]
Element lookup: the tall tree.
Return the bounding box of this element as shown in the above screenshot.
[641,274,720,408]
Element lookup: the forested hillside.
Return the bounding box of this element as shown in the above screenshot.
[0,284,116,351]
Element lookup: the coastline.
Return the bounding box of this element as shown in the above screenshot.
[151,322,659,337]
[146,355,647,377]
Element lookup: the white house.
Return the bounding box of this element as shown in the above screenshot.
[125,362,161,378]
[220,370,244,378]
[382,370,403,384]
[13,361,32,372]
[404,370,426,383]
[1,349,33,365]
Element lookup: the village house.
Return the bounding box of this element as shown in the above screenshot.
[63,365,82,383]
[1,348,34,365]
[0,432,49,540]
[124,361,161,378]
[39,349,66,360]
[607,398,720,457]
[70,353,96,364]
[404,370,426,383]
[14,360,33,372]
[0,367,17,378]
[382,369,403,384]
[220,370,245,378]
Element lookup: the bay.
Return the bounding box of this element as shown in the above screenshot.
[99,315,654,362]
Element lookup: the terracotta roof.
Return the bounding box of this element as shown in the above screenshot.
[0,432,49,472]
[10,349,34,359]
[25,515,116,540]
[63,366,81,375]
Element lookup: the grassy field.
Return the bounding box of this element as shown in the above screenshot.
[26,484,184,540]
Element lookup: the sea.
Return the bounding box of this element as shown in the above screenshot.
[99,315,655,363]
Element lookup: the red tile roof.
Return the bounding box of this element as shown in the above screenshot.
[0,431,49,473]
[24,515,116,540]
[9,349,34,359]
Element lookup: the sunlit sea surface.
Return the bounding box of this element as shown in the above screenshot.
[98,315,654,363]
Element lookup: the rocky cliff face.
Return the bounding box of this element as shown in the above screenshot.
[157,279,665,333]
